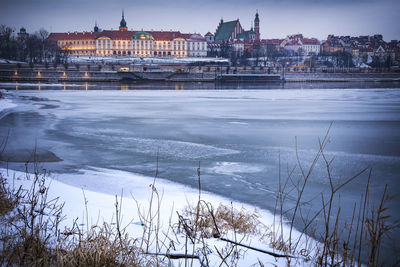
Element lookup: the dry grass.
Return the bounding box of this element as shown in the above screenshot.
[0,176,15,216]
[57,225,152,267]
[1,161,398,266]
[0,168,157,267]
[182,202,266,239]
[0,168,61,266]
[269,123,400,266]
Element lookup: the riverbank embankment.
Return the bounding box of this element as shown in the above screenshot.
[1,63,400,83]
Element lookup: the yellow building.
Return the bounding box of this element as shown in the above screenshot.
[133,31,154,57]
[48,13,206,58]
[49,32,96,56]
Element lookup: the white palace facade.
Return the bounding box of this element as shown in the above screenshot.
[47,12,207,58]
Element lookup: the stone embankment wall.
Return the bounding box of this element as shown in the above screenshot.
[0,63,400,83]
[0,69,120,82]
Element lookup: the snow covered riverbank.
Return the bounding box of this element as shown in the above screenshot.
[0,166,318,266]
[0,98,17,114]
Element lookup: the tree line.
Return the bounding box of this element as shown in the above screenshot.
[0,25,65,64]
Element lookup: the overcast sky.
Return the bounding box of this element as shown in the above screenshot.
[1,0,399,41]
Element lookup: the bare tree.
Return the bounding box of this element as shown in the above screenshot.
[37,28,49,63]
[0,25,18,60]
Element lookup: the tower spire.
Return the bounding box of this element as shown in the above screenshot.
[94,20,99,32]
[119,9,127,31]
[254,10,260,40]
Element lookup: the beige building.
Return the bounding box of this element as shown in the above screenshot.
[185,34,207,57]
[48,13,206,58]
[49,32,96,56]
[95,36,112,56]
[150,31,187,57]
[133,31,154,57]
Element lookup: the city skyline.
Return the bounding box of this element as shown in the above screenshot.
[1,0,400,41]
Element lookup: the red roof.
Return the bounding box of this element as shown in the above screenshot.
[48,29,204,42]
[48,30,134,41]
[184,33,206,42]
[301,38,319,45]
[205,32,214,36]
[260,39,283,45]
[181,33,192,39]
[96,30,134,40]
[48,32,97,41]
[286,40,301,46]
[148,31,183,41]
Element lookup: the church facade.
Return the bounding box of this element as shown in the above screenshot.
[213,12,261,43]
[207,12,261,56]
[47,12,207,58]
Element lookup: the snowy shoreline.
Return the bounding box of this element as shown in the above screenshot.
[0,166,317,266]
[0,97,17,114]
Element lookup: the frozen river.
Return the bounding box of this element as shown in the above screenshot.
[1,81,400,263]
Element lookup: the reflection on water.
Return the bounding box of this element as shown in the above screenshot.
[174,84,185,90]
[1,81,400,91]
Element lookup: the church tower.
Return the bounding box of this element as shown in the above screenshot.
[94,21,99,33]
[254,11,260,40]
[119,10,128,31]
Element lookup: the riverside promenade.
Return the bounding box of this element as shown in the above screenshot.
[1,62,400,83]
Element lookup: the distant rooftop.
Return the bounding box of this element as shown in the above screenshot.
[215,20,237,42]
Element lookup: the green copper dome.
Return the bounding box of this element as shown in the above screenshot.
[133,30,153,40]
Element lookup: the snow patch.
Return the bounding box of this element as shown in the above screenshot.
[0,98,17,114]
[1,167,319,266]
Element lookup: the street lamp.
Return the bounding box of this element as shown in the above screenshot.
[282,61,290,81]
